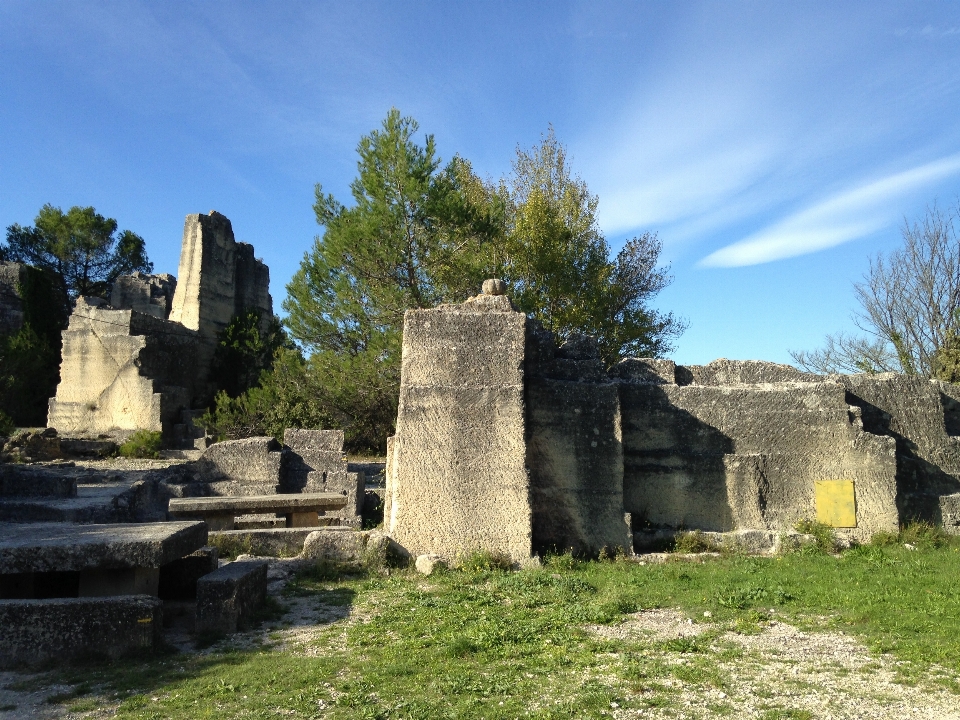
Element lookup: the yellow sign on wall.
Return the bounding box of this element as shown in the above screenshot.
[814,480,857,528]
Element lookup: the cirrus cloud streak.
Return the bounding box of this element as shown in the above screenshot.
[699,153,960,267]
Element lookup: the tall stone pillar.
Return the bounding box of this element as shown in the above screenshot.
[168,211,239,342]
[388,291,532,562]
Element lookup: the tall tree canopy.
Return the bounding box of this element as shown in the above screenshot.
[2,204,152,305]
[275,110,491,450]
[229,110,683,452]
[493,128,684,365]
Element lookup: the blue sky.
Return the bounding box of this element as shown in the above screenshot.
[3,1,960,365]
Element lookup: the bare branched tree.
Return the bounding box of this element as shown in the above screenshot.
[791,203,960,377]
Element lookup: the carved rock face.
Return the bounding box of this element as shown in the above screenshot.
[481,278,506,296]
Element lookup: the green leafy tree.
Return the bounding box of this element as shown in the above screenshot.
[209,309,289,398]
[280,109,497,452]
[3,204,152,305]
[495,128,684,365]
[0,265,68,426]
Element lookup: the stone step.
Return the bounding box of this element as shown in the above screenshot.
[0,466,77,499]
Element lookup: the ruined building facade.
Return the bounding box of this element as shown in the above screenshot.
[386,287,960,562]
[47,211,272,443]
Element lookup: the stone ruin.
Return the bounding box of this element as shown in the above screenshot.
[46,210,273,445]
[385,283,960,562]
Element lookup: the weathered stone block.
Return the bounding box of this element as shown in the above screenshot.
[195,560,267,633]
[197,437,286,491]
[111,272,176,319]
[301,528,395,568]
[390,301,531,562]
[0,464,76,498]
[941,493,960,535]
[158,546,218,600]
[209,528,320,558]
[0,595,162,668]
[0,521,208,574]
[47,298,201,438]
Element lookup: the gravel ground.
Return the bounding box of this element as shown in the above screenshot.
[591,608,960,720]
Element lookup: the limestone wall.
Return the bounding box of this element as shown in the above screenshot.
[47,298,200,438]
[840,374,960,522]
[618,359,899,541]
[526,329,630,555]
[110,273,176,319]
[388,294,532,561]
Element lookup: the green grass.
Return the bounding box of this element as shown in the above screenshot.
[28,534,960,719]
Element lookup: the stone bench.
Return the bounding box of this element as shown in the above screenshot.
[168,492,347,531]
[0,520,208,599]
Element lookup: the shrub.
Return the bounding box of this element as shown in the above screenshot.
[793,518,838,554]
[455,549,514,573]
[673,530,720,554]
[117,430,163,459]
[0,410,14,437]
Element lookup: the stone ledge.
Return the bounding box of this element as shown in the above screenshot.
[0,595,162,668]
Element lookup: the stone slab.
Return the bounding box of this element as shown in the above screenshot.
[168,492,347,514]
[208,528,319,557]
[0,521,207,574]
[195,560,267,633]
[301,528,395,568]
[0,466,77,498]
[0,595,162,668]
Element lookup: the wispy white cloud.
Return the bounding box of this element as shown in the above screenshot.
[699,153,960,267]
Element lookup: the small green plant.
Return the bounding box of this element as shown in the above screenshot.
[673,530,720,554]
[455,548,514,573]
[117,430,163,459]
[900,521,953,549]
[792,518,837,554]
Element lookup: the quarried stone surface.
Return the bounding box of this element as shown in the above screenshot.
[389,299,531,562]
[301,528,395,568]
[617,362,899,541]
[283,429,362,524]
[526,329,630,555]
[0,595,162,668]
[157,546,218,600]
[195,560,267,633]
[110,272,177,319]
[841,374,960,523]
[196,437,286,493]
[941,493,960,535]
[0,464,76,498]
[209,528,319,557]
[47,297,200,439]
[0,521,207,573]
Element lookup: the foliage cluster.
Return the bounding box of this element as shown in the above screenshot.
[2,204,152,304]
[117,430,163,459]
[792,202,960,379]
[0,265,68,426]
[225,110,682,452]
